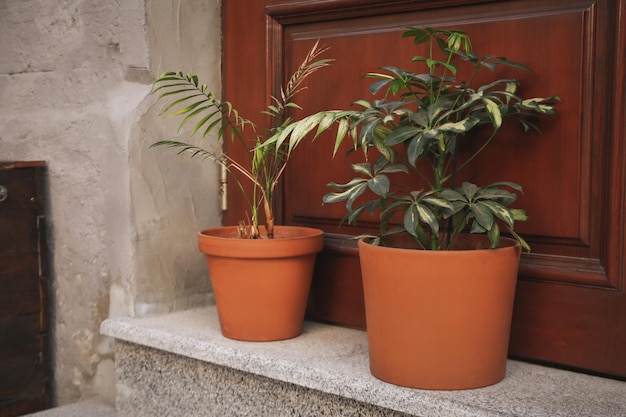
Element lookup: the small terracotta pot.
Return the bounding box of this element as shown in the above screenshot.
[359,234,521,390]
[198,225,323,341]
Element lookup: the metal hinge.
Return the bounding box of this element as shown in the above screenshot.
[0,185,7,202]
[220,163,228,211]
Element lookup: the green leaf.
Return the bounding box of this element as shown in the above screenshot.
[152,83,195,95]
[472,202,495,231]
[511,208,528,222]
[287,112,326,154]
[404,27,431,46]
[346,182,369,209]
[353,99,373,109]
[520,98,559,114]
[446,31,470,53]
[488,57,533,72]
[461,182,479,200]
[326,177,368,191]
[422,196,455,214]
[183,109,216,136]
[367,174,390,197]
[314,111,340,140]
[505,80,518,95]
[369,78,394,95]
[485,181,524,193]
[201,115,224,139]
[483,98,502,128]
[346,204,369,225]
[159,92,206,114]
[437,117,480,134]
[269,122,295,150]
[322,182,367,207]
[324,190,346,206]
[476,187,517,205]
[332,118,352,156]
[416,203,439,235]
[384,125,421,146]
[359,119,380,146]
[285,102,302,110]
[373,156,388,173]
[178,106,215,132]
[470,220,487,234]
[510,230,531,252]
[150,140,219,163]
[481,200,515,228]
[413,109,429,127]
[440,61,457,75]
[377,162,408,175]
[403,205,420,237]
[406,134,427,167]
[487,222,500,248]
[351,163,372,176]
[427,100,453,122]
[439,188,465,202]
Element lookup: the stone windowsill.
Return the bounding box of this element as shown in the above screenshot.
[100,304,626,417]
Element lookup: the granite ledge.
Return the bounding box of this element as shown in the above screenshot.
[100,305,626,417]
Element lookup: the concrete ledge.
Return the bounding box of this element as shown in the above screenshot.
[22,399,119,417]
[101,305,626,417]
[114,341,410,416]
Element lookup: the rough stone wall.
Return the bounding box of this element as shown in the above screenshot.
[0,0,221,406]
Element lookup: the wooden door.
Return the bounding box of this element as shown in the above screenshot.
[223,0,626,378]
[0,162,50,416]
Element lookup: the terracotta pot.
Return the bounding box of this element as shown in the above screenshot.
[198,225,323,341]
[359,234,521,390]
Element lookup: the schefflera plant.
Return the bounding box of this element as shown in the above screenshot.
[323,27,560,250]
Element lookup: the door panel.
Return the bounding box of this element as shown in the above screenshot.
[223,0,626,377]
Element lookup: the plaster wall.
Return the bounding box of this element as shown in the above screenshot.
[0,0,221,406]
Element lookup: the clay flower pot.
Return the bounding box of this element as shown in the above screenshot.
[198,225,324,341]
[359,234,521,390]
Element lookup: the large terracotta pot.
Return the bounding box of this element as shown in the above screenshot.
[198,225,324,341]
[359,234,521,390]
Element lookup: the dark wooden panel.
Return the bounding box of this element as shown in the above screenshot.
[0,164,44,254]
[0,314,42,354]
[0,339,48,417]
[224,0,626,377]
[0,397,49,417]
[282,1,608,287]
[510,281,624,375]
[0,352,44,400]
[222,0,270,228]
[0,163,50,416]
[0,165,44,214]
[0,315,48,416]
[0,215,39,254]
[307,235,365,328]
[0,253,41,316]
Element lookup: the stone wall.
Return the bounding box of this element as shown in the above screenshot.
[0,0,221,406]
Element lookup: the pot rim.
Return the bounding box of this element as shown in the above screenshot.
[358,233,521,254]
[199,225,324,241]
[197,225,324,258]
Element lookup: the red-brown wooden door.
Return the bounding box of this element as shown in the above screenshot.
[223,0,626,378]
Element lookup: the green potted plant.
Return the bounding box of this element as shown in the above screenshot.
[151,42,335,341]
[320,28,560,389]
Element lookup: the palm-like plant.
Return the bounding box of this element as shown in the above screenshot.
[151,42,333,239]
[322,27,560,250]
